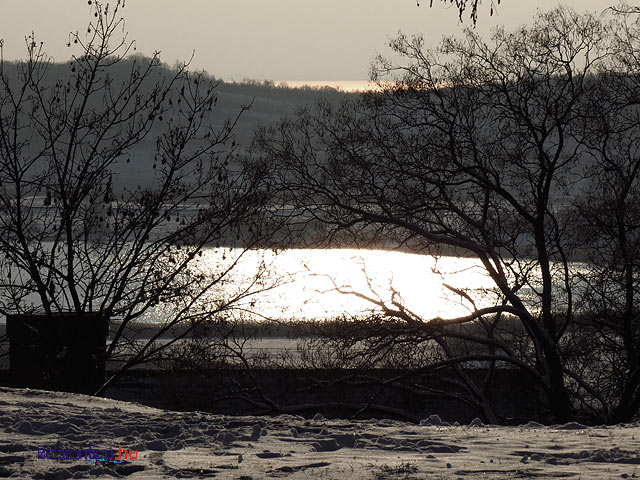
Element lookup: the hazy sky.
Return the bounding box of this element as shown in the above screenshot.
[0,1,612,82]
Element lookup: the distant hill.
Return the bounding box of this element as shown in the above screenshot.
[0,55,356,192]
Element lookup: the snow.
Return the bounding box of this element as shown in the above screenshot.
[1,386,639,479]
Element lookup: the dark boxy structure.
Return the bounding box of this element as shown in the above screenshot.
[6,314,109,395]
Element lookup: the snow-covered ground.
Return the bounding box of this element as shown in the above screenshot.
[1,387,639,479]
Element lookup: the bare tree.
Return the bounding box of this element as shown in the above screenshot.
[255,7,640,423]
[422,0,501,24]
[0,1,275,392]
[568,10,640,422]
[610,2,640,15]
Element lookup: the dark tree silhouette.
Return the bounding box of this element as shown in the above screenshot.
[569,14,640,421]
[610,3,640,15]
[256,7,640,423]
[0,0,274,392]
[424,0,500,24]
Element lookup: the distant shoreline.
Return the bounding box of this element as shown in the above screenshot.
[272,80,378,92]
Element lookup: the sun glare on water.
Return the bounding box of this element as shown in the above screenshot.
[199,248,497,322]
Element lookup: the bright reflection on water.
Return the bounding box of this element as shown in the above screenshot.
[199,248,498,321]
